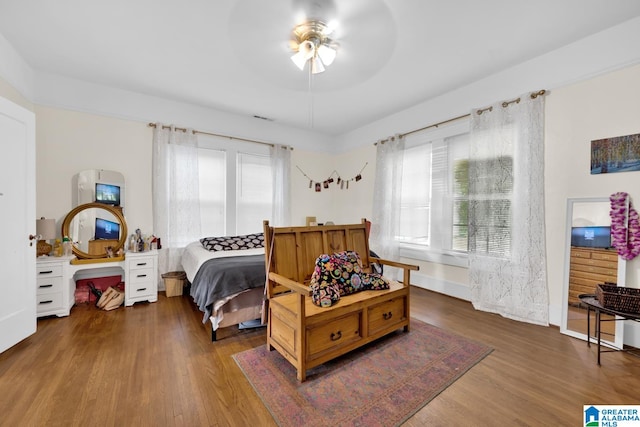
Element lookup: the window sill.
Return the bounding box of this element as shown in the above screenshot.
[399,245,468,268]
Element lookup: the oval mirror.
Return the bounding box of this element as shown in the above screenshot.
[61,202,128,259]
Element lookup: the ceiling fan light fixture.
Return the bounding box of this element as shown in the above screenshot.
[290,19,339,74]
[291,39,316,70]
[317,44,336,66]
[311,56,325,74]
[291,51,309,70]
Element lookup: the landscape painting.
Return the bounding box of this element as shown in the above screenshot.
[591,132,640,174]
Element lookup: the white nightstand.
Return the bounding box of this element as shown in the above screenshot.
[36,256,75,317]
[124,251,158,306]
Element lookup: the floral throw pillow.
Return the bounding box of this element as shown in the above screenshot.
[200,233,264,252]
[310,250,390,307]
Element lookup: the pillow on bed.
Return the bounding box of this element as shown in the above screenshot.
[200,233,264,252]
[309,251,390,307]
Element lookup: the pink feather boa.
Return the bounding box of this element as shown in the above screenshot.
[609,191,640,260]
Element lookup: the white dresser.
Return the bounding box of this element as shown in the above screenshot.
[36,250,158,317]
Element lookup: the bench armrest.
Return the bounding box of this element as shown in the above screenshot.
[268,272,312,297]
[370,257,419,272]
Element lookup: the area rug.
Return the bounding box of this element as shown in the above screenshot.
[233,319,492,427]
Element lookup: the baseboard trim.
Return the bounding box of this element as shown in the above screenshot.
[410,272,471,301]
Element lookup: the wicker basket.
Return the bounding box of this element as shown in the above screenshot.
[596,283,640,314]
[162,271,187,297]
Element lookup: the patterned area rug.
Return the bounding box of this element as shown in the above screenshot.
[233,319,492,427]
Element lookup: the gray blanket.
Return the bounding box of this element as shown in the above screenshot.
[189,254,265,323]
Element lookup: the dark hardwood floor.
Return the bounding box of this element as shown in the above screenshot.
[1,287,638,426]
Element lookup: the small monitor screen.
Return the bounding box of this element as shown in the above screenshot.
[95,183,121,206]
[571,226,612,249]
[95,218,120,240]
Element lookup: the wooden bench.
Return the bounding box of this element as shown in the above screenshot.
[263,219,418,381]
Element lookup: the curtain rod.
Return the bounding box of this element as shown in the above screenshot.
[147,123,293,150]
[375,89,546,145]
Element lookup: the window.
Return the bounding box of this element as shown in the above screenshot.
[397,123,470,266]
[398,122,514,265]
[398,144,431,244]
[236,152,272,235]
[198,148,226,237]
[467,156,513,257]
[197,135,273,237]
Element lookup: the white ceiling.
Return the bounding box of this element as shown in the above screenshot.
[1,0,640,136]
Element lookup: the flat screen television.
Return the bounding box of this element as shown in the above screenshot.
[95,183,121,206]
[571,226,612,249]
[95,218,120,240]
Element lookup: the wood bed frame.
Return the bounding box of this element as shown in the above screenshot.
[263,219,418,381]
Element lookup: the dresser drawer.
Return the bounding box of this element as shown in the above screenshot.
[37,276,63,295]
[129,286,154,299]
[307,312,362,360]
[591,251,618,262]
[37,292,63,312]
[129,257,154,270]
[129,267,154,284]
[128,272,155,298]
[368,296,407,336]
[37,264,62,277]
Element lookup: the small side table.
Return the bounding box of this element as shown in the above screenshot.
[578,294,640,365]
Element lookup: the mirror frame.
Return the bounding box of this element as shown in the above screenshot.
[61,202,128,259]
[560,197,625,348]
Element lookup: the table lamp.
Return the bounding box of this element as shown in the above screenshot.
[36,217,56,257]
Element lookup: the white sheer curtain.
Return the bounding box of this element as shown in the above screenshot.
[152,123,201,277]
[270,144,291,226]
[370,134,404,279]
[468,93,548,325]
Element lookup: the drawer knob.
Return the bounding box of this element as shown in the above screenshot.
[136,262,147,266]
[136,288,147,292]
[39,284,53,288]
[39,300,53,304]
[330,331,342,341]
[383,312,393,320]
[137,274,147,278]
[39,270,53,275]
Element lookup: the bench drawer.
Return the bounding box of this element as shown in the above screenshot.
[307,311,362,360]
[368,296,407,336]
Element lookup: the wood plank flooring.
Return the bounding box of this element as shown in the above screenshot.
[0,287,638,426]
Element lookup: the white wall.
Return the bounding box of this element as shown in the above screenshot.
[34,106,154,237]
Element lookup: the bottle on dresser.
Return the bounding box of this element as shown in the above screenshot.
[62,236,73,256]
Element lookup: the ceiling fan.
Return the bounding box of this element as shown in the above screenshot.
[289,19,339,74]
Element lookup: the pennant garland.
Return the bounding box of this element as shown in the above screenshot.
[296,163,368,192]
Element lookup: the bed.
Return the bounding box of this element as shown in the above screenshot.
[181,237,266,341]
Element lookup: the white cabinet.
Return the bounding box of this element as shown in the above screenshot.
[36,251,158,317]
[36,256,74,317]
[124,251,158,306]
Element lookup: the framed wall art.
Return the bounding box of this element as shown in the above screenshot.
[591,132,640,174]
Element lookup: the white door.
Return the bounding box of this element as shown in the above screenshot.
[0,96,36,353]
